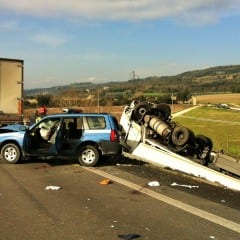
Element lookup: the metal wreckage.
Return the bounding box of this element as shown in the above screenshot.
[120,100,240,191]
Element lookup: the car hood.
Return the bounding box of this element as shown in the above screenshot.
[0,131,25,139]
[0,124,27,133]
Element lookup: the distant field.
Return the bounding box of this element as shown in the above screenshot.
[174,106,240,159]
[196,93,240,105]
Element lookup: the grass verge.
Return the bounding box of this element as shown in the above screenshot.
[174,106,240,159]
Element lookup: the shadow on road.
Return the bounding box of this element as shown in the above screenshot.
[1,154,146,168]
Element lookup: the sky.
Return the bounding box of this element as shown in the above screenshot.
[1,0,240,89]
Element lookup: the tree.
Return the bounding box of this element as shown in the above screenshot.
[37,94,52,107]
[177,90,191,103]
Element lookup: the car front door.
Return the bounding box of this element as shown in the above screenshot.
[23,117,61,157]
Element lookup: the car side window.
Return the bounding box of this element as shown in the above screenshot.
[86,116,106,129]
[63,117,83,139]
[31,117,60,141]
[76,117,83,130]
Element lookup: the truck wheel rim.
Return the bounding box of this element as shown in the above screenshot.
[4,147,17,162]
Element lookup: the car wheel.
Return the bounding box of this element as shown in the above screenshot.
[78,145,100,167]
[1,143,21,164]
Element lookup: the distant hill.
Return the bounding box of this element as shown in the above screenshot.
[24,64,240,96]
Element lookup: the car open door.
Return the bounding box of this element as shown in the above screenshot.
[55,119,68,153]
[23,117,61,157]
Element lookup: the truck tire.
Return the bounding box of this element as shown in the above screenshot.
[171,126,194,146]
[195,135,213,151]
[1,143,21,164]
[78,145,100,167]
[132,102,150,122]
[195,135,213,165]
[152,103,171,121]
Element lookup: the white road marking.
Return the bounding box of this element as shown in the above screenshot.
[84,167,240,234]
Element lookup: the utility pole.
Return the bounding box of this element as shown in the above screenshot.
[97,88,100,113]
[129,70,137,80]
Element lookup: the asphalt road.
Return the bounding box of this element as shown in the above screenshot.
[0,157,240,240]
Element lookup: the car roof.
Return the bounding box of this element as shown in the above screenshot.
[41,112,114,119]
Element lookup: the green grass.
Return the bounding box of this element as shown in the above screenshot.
[174,106,240,159]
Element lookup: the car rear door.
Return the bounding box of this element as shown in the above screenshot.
[55,116,83,155]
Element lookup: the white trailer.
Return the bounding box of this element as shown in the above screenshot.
[0,58,24,126]
[120,101,240,191]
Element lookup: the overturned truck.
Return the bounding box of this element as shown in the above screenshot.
[120,100,240,191]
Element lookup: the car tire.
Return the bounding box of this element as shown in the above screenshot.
[1,143,21,164]
[78,145,100,167]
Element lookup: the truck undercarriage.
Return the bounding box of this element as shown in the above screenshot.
[120,100,240,191]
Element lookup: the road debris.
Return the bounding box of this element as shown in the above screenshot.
[147,181,160,187]
[171,182,199,189]
[45,185,61,190]
[118,233,141,240]
[116,163,133,166]
[110,220,118,228]
[99,179,112,185]
[209,236,216,239]
[34,164,50,170]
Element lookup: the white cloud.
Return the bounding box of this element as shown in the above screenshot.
[0,0,239,25]
[31,33,68,47]
[0,20,18,30]
[88,76,96,82]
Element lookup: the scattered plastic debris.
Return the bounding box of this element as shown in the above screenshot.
[116,163,133,166]
[209,236,215,239]
[171,182,199,189]
[45,185,61,190]
[99,179,112,185]
[147,181,160,187]
[118,234,141,240]
[110,220,118,228]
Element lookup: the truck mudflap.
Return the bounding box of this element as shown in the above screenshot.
[125,142,240,191]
